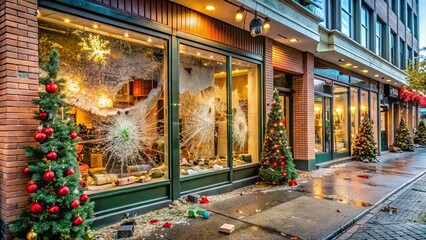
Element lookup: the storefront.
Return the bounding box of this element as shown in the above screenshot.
[37,0,264,226]
[314,60,380,163]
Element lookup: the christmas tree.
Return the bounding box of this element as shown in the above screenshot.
[394,118,415,151]
[414,120,426,146]
[259,89,298,185]
[9,49,95,240]
[352,115,377,162]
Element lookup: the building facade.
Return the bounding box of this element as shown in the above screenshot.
[0,0,420,237]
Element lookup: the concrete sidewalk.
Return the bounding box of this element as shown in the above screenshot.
[96,150,426,240]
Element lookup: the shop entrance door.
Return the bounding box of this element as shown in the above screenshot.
[314,95,332,163]
[380,109,388,151]
[279,93,292,148]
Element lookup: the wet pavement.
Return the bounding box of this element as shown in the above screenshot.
[96,149,426,240]
[338,167,426,240]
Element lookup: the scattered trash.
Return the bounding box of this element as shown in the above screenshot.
[236,210,243,214]
[344,176,351,181]
[219,223,235,234]
[188,193,201,203]
[357,174,370,179]
[162,222,172,228]
[291,237,298,240]
[200,196,210,204]
[255,209,261,213]
[149,219,158,224]
[382,206,397,214]
[172,200,182,207]
[117,224,134,238]
[337,209,342,213]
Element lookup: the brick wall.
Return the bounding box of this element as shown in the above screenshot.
[272,41,303,75]
[0,0,39,238]
[293,53,315,162]
[265,38,315,168]
[264,38,273,114]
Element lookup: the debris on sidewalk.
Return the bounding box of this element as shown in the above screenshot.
[219,223,235,234]
[381,206,398,214]
[357,174,370,179]
[188,193,200,203]
[200,196,210,204]
[162,222,172,228]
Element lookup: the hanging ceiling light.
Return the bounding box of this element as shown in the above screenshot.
[262,17,271,32]
[235,6,244,22]
[249,11,263,37]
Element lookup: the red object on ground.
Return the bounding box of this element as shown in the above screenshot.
[289,180,298,187]
[200,196,209,204]
[357,174,370,179]
[162,222,172,228]
[149,219,158,224]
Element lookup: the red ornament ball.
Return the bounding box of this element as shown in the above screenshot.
[45,81,59,93]
[48,205,60,214]
[80,194,89,202]
[29,202,43,214]
[26,183,38,193]
[66,168,75,176]
[289,180,298,187]
[38,111,48,120]
[70,131,78,139]
[43,169,55,181]
[34,131,47,142]
[72,216,83,226]
[46,151,57,160]
[282,172,288,177]
[282,118,286,126]
[273,162,278,167]
[281,161,285,167]
[70,199,80,209]
[43,127,54,135]
[23,166,30,175]
[58,186,69,196]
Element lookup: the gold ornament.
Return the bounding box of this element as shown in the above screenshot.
[86,229,95,240]
[26,229,37,240]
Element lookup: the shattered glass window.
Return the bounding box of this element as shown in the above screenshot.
[39,10,168,193]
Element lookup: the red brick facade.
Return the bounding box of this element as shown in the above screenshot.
[293,53,315,163]
[265,38,316,169]
[0,0,38,237]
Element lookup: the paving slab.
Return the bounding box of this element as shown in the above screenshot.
[243,196,366,240]
[207,190,304,219]
[146,211,290,240]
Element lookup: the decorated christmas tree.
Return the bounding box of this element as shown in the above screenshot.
[414,120,426,146]
[9,49,95,240]
[394,118,415,151]
[259,89,298,185]
[352,115,377,162]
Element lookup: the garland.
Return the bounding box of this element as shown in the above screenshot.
[399,88,426,106]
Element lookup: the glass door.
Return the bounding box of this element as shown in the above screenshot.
[279,93,292,148]
[380,109,388,151]
[333,85,350,158]
[315,95,331,163]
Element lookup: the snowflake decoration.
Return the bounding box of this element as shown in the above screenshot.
[79,34,111,65]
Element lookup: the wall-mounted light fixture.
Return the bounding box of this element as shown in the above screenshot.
[225,1,271,37]
[235,6,244,22]
[249,11,263,37]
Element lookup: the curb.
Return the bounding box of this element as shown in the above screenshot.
[323,167,426,240]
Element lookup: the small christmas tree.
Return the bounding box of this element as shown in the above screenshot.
[414,120,426,146]
[10,49,95,240]
[394,118,415,151]
[352,116,377,162]
[259,89,297,185]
